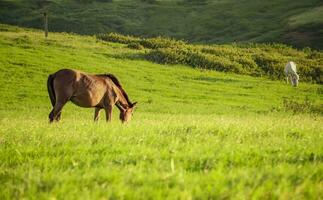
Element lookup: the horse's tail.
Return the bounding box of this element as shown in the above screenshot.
[47,74,56,107]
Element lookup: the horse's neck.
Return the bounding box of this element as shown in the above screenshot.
[115,87,129,109]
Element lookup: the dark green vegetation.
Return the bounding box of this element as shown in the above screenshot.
[0,24,322,199]
[97,32,323,83]
[0,0,322,49]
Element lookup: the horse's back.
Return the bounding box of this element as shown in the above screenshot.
[285,61,297,74]
[52,69,81,80]
[53,69,111,107]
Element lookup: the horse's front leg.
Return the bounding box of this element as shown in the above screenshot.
[94,107,101,122]
[105,105,113,122]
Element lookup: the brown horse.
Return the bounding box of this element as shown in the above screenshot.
[47,69,137,123]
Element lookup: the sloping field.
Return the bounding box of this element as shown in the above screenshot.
[0,0,322,49]
[288,6,323,27]
[0,24,322,199]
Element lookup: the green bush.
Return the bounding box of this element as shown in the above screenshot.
[139,36,187,49]
[201,46,259,74]
[98,33,323,83]
[295,59,322,83]
[96,33,186,49]
[127,42,144,50]
[96,33,140,44]
[186,51,244,73]
[145,47,188,64]
[253,53,287,79]
[146,47,245,73]
[282,97,323,114]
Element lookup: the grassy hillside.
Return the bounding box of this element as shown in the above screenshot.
[0,0,322,49]
[96,32,323,83]
[0,24,322,199]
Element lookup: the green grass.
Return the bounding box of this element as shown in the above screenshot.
[288,6,323,27]
[0,0,322,49]
[0,24,322,199]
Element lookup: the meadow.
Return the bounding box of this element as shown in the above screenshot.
[0,24,322,199]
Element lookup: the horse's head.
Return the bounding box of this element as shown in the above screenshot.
[291,74,299,87]
[119,102,137,123]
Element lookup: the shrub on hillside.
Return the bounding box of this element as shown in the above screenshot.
[96,33,140,44]
[97,33,186,49]
[186,51,245,73]
[306,50,323,60]
[295,59,322,83]
[97,33,322,83]
[127,42,144,50]
[282,97,323,114]
[146,47,245,73]
[145,47,188,64]
[202,46,259,74]
[140,36,187,49]
[253,53,287,79]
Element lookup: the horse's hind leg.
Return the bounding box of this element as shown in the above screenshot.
[49,103,64,123]
[55,112,62,122]
[49,110,62,122]
[49,100,68,123]
[49,102,67,123]
[49,109,55,123]
[48,75,74,123]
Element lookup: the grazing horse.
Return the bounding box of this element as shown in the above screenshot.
[284,61,299,87]
[47,69,137,123]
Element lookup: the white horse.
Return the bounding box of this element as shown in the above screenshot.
[285,61,299,87]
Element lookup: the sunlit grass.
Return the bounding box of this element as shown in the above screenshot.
[0,24,322,199]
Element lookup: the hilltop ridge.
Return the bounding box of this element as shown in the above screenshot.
[0,0,322,49]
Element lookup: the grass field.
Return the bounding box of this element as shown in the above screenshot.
[0,24,322,199]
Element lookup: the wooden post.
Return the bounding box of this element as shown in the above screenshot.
[44,12,48,38]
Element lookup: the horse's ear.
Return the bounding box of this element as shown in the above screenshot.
[131,102,137,108]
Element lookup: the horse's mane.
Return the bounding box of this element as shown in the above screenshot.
[98,74,132,106]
